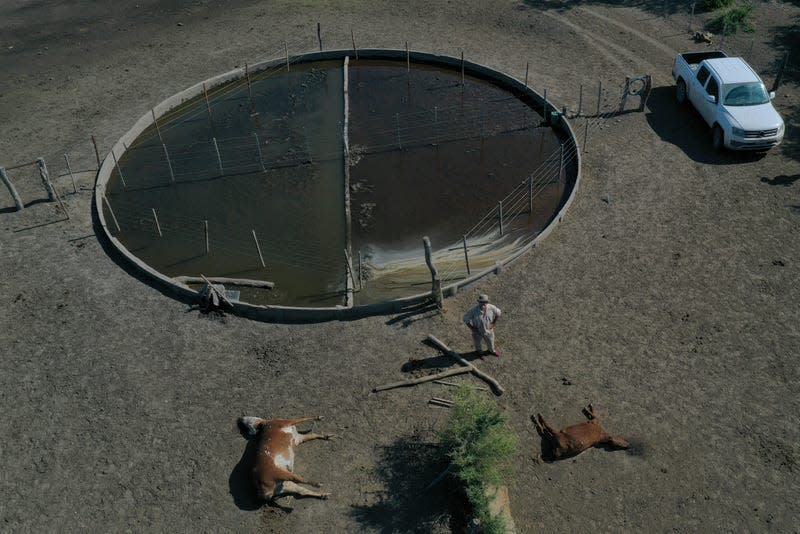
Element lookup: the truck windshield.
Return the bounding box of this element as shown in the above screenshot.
[723,83,769,106]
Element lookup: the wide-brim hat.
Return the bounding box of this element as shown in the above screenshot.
[477,294,489,303]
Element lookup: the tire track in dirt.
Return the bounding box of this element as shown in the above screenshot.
[579,7,679,60]
[538,8,671,86]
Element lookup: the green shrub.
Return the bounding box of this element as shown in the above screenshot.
[697,0,735,12]
[707,3,755,35]
[438,385,517,533]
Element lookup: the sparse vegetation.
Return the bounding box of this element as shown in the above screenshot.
[697,0,735,13]
[438,385,517,533]
[707,3,755,35]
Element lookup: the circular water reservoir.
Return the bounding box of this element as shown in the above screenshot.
[96,50,578,313]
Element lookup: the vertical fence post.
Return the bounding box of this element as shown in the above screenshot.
[529,175,533,213]
[434,106,439,147]
[462,235,471,275]
[213,138,224,175]
[110,150,127,189]
[317,22,323,51]
[64,154,77,193]
[461,51,465,87]
[204,220,209,254]
[583,120,589,153]
[163,144,175,184]
[423,236,443,310]
[103,197,121,232]
[152,208,163,237]
[152,109,163,143]
[358,250,363,290]
[245,62,253,103]
[91,135,101,169]
[0,167,24,211]
[203,83,213,124]
[252,229,266,268]
[351,29,358,60]
[577,84,583,117]
[596,81,602,115]
[254,132,265,172]
[524,61,529,87]
[395,113,402,150]
[498,201,504,237]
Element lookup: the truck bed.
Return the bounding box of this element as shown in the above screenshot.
[679,50,727,69]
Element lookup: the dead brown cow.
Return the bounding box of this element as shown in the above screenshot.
[237,415,334,501]
[532,404,629,460]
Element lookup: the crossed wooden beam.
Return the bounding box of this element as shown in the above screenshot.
[373,334,505,396]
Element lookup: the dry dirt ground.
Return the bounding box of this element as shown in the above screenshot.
[1,1,799,532]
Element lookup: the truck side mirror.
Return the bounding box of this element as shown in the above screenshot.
[705,94,716,104]
[769,91,776,100]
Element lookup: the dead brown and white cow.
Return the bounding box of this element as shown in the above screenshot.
[237,415,334,501]
[531,404,629,461]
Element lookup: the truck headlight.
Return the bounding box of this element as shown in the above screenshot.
[731,127,746,137]
[778,122,785,135]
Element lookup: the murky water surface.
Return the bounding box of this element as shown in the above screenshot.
[105,58,567,306]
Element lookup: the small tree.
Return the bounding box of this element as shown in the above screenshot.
[438,385,517,533]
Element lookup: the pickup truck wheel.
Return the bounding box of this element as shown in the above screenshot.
[676,79,687,104]
[712,125,725,151]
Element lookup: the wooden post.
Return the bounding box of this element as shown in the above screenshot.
[358,250,363,290]
[577,83,583,117]
[213,137,223,175]
[529,175,533,213]
[395,113,402,150]
[109,151,126,189]
[583,120,589,153]
[543,88,548,125]
[597,81,602,115]
[772,52,789,93]
[434,106,439,147]
[351,28,358,60]
[524,61,529,87]
[152,208,162,237]
[462,235,471,275]
[204,220,209,254]
[245,62,253,103]
[0,167,24,211]
[91,135,100,168]
[498,201,504,236]
[152,109,163,143]
[64,154,77,193]
[460,51,465,87]
[423,236,443,309]
[203,83,213,123]
[284,42,290,71]
[103,196,121,233]
[163,144,175,184]
[253,132,265,172]
[317,22,322,51]
[252,229,265,268]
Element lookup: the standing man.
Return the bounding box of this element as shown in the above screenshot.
[464,294,502,357]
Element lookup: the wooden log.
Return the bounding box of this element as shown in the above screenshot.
[372,366,472,393]
[426,334,505,396]
[174,276,274,289]
[430,397,454,406]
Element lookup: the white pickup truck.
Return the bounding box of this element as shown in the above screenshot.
[672,51,784,151]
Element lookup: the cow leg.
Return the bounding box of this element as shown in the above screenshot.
[297,432,336,444]
[535,414,559,438]
[582,404,598,421]
[276,481,330,500]
[603,434,630,450]
[274,466,323,487]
